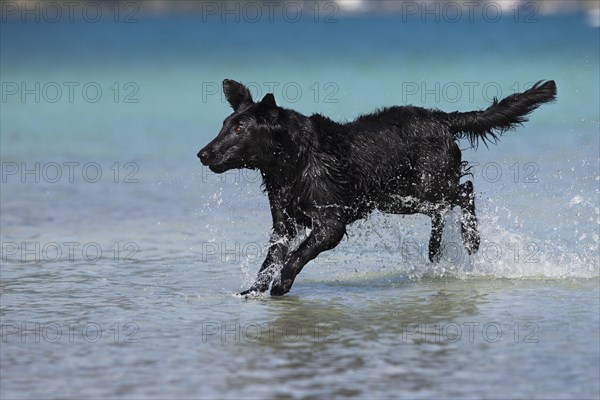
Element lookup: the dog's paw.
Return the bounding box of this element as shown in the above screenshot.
[270,279,292,296]
[238,280,271,298]
[238,288,267,299]
[239,289,256,298]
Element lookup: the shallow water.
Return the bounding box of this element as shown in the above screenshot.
[1,7,599,400]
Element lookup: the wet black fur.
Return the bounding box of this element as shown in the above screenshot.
[198,79,556,296]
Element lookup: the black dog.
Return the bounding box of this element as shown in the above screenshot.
[198,79,556,296]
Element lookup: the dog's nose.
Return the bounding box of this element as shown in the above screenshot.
[198,150,209,163]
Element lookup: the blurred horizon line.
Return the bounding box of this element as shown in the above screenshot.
[3,0,598,29]
[1,0,599,16]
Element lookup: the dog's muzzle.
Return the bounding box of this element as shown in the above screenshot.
[197,149,211,165]
[198,147,229,173]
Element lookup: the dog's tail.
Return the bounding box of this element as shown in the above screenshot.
[446,80,556,147]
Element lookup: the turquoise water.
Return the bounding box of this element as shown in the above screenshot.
[1,7,599,399]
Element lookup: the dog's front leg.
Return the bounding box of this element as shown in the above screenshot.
[240,197,296,296]
[270,220,345,296]
[240,233,291,296]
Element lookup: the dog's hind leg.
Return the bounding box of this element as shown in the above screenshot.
[428,211,445,263]
[380,198,448,263]
[457,180,480,254]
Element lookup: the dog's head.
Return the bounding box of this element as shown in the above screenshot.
[198,79,283,173]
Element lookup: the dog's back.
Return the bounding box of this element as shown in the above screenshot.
[308,106,461,211]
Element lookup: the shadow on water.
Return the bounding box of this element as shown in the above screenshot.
[217,280,489,398]
[260,278,486,343]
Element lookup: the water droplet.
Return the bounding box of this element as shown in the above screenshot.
[569,195,583,206]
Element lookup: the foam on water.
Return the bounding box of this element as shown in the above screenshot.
[283,201,599,288]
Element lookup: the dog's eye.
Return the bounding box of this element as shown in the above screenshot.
[233,125,243,134]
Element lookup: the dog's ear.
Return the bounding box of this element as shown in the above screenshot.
[259,93,277,109]
[256,93,279,119]
[223,79,253,111]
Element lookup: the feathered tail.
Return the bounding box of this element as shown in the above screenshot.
[447,80,557,147]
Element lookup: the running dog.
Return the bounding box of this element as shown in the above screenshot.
[198,79,556,296]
